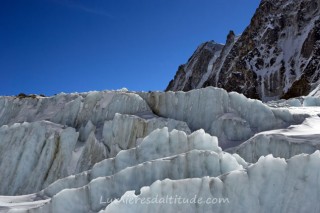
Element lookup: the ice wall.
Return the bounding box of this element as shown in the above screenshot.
[228,117,320,162]
[138,87,302,148]
[0,121,78,195]
[1,87,319,213]
[104,152,320,213]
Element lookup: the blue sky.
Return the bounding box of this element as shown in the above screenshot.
[0,0,261,96]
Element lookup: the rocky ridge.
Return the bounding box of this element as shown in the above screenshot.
[167,0,320,101]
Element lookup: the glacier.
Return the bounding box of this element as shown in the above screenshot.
[0,87,320,213]
[228,116,320,163]
[104,152,320,213]
[138,87,312,148]
[0,121,79,196]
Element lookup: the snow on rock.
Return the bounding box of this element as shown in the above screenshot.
[0,121,79,195]
[308,84,320,97]
[228,116,320,163]
[166,0,320,101]
[139,87,303,148]
[166,41,224,91]
[104,151,320,213]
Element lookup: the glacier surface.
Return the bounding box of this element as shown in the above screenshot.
[0,87,319,213]
[105,152,320,213]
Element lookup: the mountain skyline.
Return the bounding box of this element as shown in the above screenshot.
[0,0,260,96]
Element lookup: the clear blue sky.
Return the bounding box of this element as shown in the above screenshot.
[0,0,260,96]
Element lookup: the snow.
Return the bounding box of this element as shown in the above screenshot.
[196,49,222,88]
[267,97,320,108]
[170,41,224,91]
[213,37,237,86]
[0,197,49,211]
[285,106,320,116]
[308,84,320,97]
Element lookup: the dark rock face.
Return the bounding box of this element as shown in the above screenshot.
[166,0,320,101]
[166,41,224,91]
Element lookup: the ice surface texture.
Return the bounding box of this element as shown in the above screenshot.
[104,151,320,213]
[0,87,319,213]
[139,87,306,148]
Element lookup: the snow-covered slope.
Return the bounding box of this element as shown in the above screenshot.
[167,0,320,101]
[0,87,319,212]
[309,84,320,97]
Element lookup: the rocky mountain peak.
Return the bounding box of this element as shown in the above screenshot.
[166,41,224,91]
[166,0,320,101]
[226,30,236,44]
